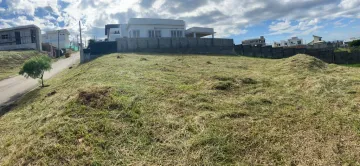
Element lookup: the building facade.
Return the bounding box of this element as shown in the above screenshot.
[0,25,42,51]
[42,29,70,49]
[308,35,327,48]
[273,37,304,47]
[127,18,185,38]
[105,18,215,41]
[242,36,266,46]
[105,24,128,41]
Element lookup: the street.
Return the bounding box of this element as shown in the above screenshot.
[0,53,80,107]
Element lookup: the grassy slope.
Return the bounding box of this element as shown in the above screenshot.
[0,51,46,80]
[1,53,360,165]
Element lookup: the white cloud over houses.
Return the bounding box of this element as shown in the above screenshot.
[0,0,359,41]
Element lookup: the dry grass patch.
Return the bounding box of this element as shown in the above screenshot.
[1,53,360,165]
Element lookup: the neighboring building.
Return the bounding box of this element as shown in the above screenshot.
[273,42,281,47]
[105,18,215,40]
[242,36,266,46]
[105,24,127,41]
[273,37,304,47]
[308,35,327,48]
[42,29,70,49]
[330,40,344,48]
[0,25,42,51]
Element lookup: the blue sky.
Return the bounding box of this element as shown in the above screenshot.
[0,0,359,44]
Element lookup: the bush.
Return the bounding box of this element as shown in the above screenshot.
[19,56,52,87]
[349,40,360,47]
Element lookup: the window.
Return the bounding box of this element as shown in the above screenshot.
[31,29,36,43]
[1,34,8,40]
[297,41,302,45]
[171,30,183,38]
[149,30,161,38]
[132,30,140,38]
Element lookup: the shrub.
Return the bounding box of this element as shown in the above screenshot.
[19,56,52,87]
[349,40,360,47]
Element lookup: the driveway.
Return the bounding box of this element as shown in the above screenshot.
[0,52,80,107]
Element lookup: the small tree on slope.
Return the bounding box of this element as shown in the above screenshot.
[19,56,52,87]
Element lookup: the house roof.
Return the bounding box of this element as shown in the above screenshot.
[128,18,185,26]
[313,35,322,38]
[0,24,40,33]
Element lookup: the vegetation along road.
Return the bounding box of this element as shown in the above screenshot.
[0,52,79,107]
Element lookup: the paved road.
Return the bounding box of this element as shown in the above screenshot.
[0,53,80,107]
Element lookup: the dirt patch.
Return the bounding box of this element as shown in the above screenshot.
[212,81,234,90]
[77,87,112,109]
[220,112,249,119]
[46,91,57,97]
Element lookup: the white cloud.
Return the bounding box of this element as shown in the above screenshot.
[1,0,360,40]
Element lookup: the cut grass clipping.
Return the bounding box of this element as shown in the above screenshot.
[1,54,360,165]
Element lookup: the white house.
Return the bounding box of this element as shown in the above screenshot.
[42,29,70,49]
[105,24,127,41]
[273,37,303,47]
[105,18,215,40]
[127,18,185,38]
[0,25,42,51]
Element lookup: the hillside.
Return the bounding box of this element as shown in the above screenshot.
[1,53,360,165]
[0,51,47,80]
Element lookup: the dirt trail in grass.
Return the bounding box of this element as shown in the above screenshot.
[0,53,80,107]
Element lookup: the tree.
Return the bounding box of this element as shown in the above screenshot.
[349,40,360,47]
[19,56,52,87]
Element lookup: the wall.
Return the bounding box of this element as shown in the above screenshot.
[116,38,234,55]
[234,44,360,64]
[0,43,37,51]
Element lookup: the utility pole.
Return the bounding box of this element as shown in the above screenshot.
[79,21,84,63]
[77,35,79,49]
[58,30,60,57]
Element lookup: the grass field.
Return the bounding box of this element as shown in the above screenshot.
[0,51,47,80]
[1,53,360,165]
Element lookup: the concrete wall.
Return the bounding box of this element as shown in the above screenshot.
[115,38,234,55]
[0,43,37,51]
[234,44,360,64]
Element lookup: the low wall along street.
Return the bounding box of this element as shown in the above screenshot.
[82,38,234,63]
[116,38,234,55]
[235,45,360,64]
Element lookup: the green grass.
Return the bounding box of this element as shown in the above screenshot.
[1,53,360,165]
[0,51,47,80]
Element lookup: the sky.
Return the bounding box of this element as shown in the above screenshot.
[0,0,359,44]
